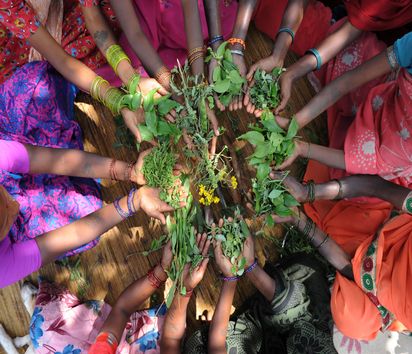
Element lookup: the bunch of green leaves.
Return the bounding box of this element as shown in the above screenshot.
[142,143,182,209]
[165,193,204,307]
[249,67,285,111]
[210,209,250,276]
[169,61,213,139]
[137,90,181,144]
[238,113,298,170]
[252,173,299,226]
[206,42,246,107]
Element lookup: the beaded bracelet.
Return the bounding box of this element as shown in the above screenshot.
[208,35,224,46]
[230,49,244,57]
[228,37,246,50]
[113,198,130,219]
[331,179,343,200]
[278,27,295,43]
[305,48,322,71]
[245,259,258,274]
[106,44,131,75]
[221,274,240,282]
[126,73,141,94]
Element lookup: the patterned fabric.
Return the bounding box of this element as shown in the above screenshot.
[32,279,166,354]
[95,0,238,86]
[0,0,119,84]
[184,255,336,354]
[0,61,102,256]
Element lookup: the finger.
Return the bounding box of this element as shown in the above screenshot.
[209,135,217,157]
[246,64,257,81]
[214,94,225,111]
[158,200,175,213]
[275,94,289,115]
[182,130,194,150]
[255,109,263,118]
[199,233,207,253]
[199,257,209,273]
[227,217,234,223]
[207,108,219,136]
[151,211,166,224]
[127,123,142,143]
[196,233,201,245]
[269,171,285,180]
[274,155,295,170]
[157,85,169,96]
[165,113,175,123]
[218,218,224,228]
[203,237,211,257]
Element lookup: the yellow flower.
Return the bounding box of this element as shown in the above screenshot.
[230,176,238,190]
[199,184,205,196]
[199,197,205,205]
[213,196,220,204]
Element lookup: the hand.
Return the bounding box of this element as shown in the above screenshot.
[273,139,305,170]
[206,104,220,136]
[275,115,291,130]
[270,170,308,203]
[246,54,284,84]
[139,77,169,98]
[161,240,173,271]
[121,107,145,142]
[183,233,211,291]
[130,148,152,185]
[228,53,247,112]
[275,71,293,114]
[208,58,225,111]
[242,235,255,268]
[133,186,175,224]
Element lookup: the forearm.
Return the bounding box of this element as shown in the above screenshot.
[100,265,166,341]
[24,144,132,181]
[271,0,308,64]
[298,141,346,170]
[204,0,222,51]
[161,294,190,353]
[28,27,97,92]
[231,0,258,41]
[182,0,204,75]
[294,213,353,279]
[110,0,165,78]
[245,265,276,301]
[208,281,237,353]
[36,195,131,264]
[82,5,135,85]
[287,20,362,81]
[295,51,391,128]
[314,175,411,208]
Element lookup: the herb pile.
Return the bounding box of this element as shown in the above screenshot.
[250,68,284,111]
[142,143,182,209]
[210,210,250,276]
[206,42,246,107]
[239,116,299,225]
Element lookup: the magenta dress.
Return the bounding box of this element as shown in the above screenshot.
[96,0,238,86]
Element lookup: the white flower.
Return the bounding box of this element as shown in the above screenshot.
[372,95,383,111]
[342,53,355,66]
[399,127,410,140]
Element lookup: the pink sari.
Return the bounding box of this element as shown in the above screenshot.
[97,0,238,86]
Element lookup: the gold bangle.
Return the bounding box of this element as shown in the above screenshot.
[188,52,205,66]
[106,44,131,75]
[155,66,171,83]
[187,46,206,59]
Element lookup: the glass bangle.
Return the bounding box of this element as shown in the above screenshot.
[278,27,295,43]
[305,48,322,71]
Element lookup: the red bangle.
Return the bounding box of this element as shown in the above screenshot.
[147,266,166,288]
[228,37,246,50]
[183,288,193,298]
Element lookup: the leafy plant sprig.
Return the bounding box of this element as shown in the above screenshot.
[206,42,246,107]
[209,209,250,276]
[142,143,182,209]
[249,68,285,111]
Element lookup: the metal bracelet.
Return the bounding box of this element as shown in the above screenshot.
[230,49,244,57]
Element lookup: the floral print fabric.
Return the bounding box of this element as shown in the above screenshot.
[31,279,166,353]
[0,61,102,256]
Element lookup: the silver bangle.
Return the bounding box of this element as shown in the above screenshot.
[230,49,244,57]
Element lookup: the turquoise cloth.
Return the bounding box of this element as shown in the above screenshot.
[394,31,412,73]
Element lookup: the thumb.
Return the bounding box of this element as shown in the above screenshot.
[158,200,175,213]
[157,85,170,96]
[274,155,295,170]
[199,257,210,273]
[214,240,223,258]
[151,210,166,225]
[129,124,142,143]
[275,95,289,115]
[246,64,257,81]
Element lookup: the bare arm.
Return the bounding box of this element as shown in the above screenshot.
[81,5,136,85]
[208,281,237,354]
[24,144,131,181]
[204,0,222,51]
[231,0,258,44]
[295,50,391,128]
[36,186,174,263]
[109,0,166,81]
[161,294,191,353]
[181,0,205,75]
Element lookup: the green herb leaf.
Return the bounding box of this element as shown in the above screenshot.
[238,131,265,145]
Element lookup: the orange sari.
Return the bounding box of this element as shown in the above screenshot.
[304,161,412,339]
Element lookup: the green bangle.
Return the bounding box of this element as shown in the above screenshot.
[306,180,315,203]
[102,87,124,115]
[90,76,109,103]
[106,44,131,75]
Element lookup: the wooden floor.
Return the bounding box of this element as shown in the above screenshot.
[0,26,326,353]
